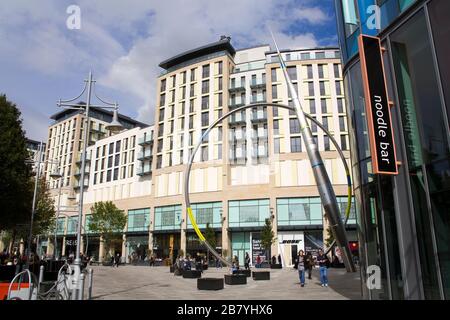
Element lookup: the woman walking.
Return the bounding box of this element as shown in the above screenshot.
[297,250,306,287]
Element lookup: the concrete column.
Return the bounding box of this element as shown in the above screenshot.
[61,236,66,257]
[121,234,126,263]
[99,236,105,262]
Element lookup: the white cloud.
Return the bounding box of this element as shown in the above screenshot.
[0,0,332,127]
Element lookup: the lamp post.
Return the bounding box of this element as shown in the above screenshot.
[57,71,123,300]
[49,164,63,260]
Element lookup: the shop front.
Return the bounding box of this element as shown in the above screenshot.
[125,234,149,264]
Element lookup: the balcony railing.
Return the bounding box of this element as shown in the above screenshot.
[228,101,245,109]
[76,153,91,163]
[228,85,246,92]
[137,165,152,176]
[137,149,153,160]
[251,111,267,122]
[250,80,266,89]
[252,147,268,158]
[228,114,246,126]
[251,129,268,140]
[138,134,154,145]
[74,167,90,176]
[250,96,267,104]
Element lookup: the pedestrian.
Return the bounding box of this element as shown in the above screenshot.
[114,253,121,267]
[244,252,250,270]
[256,255,261,268]
[297,250,306,287]
[305,251,314,279]
[317,249,330,287]
[277,254,282,266]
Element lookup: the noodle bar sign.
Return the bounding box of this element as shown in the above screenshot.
[358,35,398,175]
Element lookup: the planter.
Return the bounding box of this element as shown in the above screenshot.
[224,274,247,285]
[182,270,202,279]
[236,269,251,277]
[252,271,270,280]
[197,278,224,290]
[270,264,282,269]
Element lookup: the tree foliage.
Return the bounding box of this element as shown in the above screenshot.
[261,218,276,259]
[204,222,216,261]
[0,94,33,231]
[34,177,56,236]
[88,201,126,248]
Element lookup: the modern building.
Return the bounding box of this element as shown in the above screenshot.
[335,0,449,299]
[26,138,46,173]
[44,38,357,268]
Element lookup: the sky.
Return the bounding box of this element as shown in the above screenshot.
[0,0,338,141]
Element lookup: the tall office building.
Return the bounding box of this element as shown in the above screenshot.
[335,0,449,299]
[44,38,356,269]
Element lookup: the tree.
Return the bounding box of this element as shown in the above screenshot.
[0,94,33,233]
[88,201,126,257]
[204,223,216,263]
[33,177,56,236]
[324,226,334,248]
[261,218,276,261]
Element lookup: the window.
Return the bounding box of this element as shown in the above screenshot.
[201,112,209,127]
[341,135,347,151]
[181,71,186,84]
[108,156,113,168]
[319,81,326,95]
[309,100,316,114]
[318,65,325,78]
[202,80,209,94]
[271,68,277,82]
[189,99,195,113]
[308,82,314,96]
[106,169,112,182]
[316,51,325,59]
[337,98,344,113]
[240,76,245,87]
[127,208,150,232]
[158,124,164,136]
[324,136,330,151]
[115,141,121,153]
[181,86,186,100]
[301,52,310,60]
[339,116,346,131]
[321,99,328,113]
[290,137,301,152]
[287,66,297,80]
[289,118,300,134]
[322,117,328,130]
[306,65,313,79]
[156,155,162,169]
[171,75,176,88]
[334,64,340,78]
[202,64,210,78]
[114,154,120,166]
[335,81,342,95]
[113,168,119,181]
[201,146,208,162]
[160,93,166,106]
[217,126,223,140]
[190,84,195,97]
[218,77,223,91]
[121,166,126,179]
[189,115,194,129]
[201,96,209,110]
[272,85,278,99]
[311,116,317,133]
[190,68,196,81]
[217,61,223,74]
[273,120,279,135]
[160,79,166,92]
[157,139,163,153]
[218,93,223,107]
[109,143,114,154]
[274,138,280,154]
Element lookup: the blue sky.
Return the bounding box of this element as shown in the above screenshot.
[0,0,338,141]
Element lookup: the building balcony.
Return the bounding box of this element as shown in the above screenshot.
[252,147,268,158]
[74,167,90,176]
[250,111,267,123]
[137,165,152,176]
[90,126,107,134]
[138,134,154,146]
[250,97,267,104]
[137,150,153,160]
[76,153,91,164]
[228,101,245,110]
[250,81,266,89]
[228,114,246,126]
[251,129,268,140]
[228,85,246,93]
[73,181,89,190]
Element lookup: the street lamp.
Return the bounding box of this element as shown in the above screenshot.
[49,164,63,260]
[57,71,123,300]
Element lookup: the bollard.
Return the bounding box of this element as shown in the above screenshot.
[38,265,44,294]
[87,268,93,300]
[78,273,85,300]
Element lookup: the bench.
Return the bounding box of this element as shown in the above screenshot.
[224,274,247,285]
[197,278,224,290]
[182,270,201,279]
[252,271,270,280]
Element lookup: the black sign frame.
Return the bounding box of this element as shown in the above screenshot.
[358,35,398,175]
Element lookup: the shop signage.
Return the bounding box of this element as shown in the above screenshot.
[358,35,398,175]
[251,233,266,264]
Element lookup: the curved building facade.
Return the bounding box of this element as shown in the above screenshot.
[335,0,450,299]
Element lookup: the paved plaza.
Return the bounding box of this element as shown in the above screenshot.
[89,265,362,300]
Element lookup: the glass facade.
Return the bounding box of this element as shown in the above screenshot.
[127,208,151,232]
[336,0,450,299]
[187,202,222,229]
[154,205,182,231]
[228,199,270,228]
[66,216,78,235]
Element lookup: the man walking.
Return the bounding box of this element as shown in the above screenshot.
[305,251,314,280]
[297,250,306,287]
[244,252,250,270]
[317,249,330,287]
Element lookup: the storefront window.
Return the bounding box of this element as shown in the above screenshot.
[127,208,150,232]
[56,217,66,235]
[67,216,78,235]
[187,202,222,229]
[228,199,270,228]
[276,197,322,226]
[154,205,182,230]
